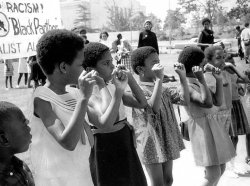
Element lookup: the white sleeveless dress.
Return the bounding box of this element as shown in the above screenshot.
[29,86,93,186]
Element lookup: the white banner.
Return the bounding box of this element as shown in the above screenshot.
[0,0,61,59]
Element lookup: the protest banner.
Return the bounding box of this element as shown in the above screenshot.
[0,0,61,59]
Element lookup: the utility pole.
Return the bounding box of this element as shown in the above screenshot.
[169,0,172,46]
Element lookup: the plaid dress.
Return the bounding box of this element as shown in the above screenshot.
[4,59,14,77]
[121,54,133,73]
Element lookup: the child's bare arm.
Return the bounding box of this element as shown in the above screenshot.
[190,66,213,108]
[147,64,164,113]
[122,74,147,109]
[174,63,190,106]
[87,69,127,130]
[34,71,95,151]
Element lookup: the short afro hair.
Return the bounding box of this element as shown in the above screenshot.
[36,29,84,75]
[202,18,211,25]
[131,46,157,75]
[178,47,205,73]
[83,42,109,68]
[204,46,223,61]
[0,101,22,130]
[245,23,249,27]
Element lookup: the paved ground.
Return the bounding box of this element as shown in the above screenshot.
[0,53,250,186]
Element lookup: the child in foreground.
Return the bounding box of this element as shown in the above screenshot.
[180,47,235,186]
[83,42,147,186]
[29,29,95,186]
[130,46,188,186]
[0,101,34,186]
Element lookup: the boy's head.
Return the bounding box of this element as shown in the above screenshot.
[178,47,205,74]
[0,102,31,154]
[36,29,85,85]
[144,20,152,30]
[204,46,225,69]
[117,33,122,40]
[83,42,114,82]
[131,46,159,80]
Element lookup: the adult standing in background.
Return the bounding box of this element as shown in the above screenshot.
[198,18,214,51]
[112,33,123,53]
[241,23,250,64]
[16,57,29,88]
[236,26,244,60]
[138,20,159,54]
[79,29,90,45]
[99,31,113,52]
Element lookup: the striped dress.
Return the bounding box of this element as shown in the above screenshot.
[29,86,93,186]
[4,59,14,77]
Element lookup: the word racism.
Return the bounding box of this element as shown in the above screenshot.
[6,2,43,14]
[0,41,36,55]
[9,17,58,35]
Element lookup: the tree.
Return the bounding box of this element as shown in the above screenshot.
[147,13,162,32]
[130,11,147,31]
[74,3,91,30]
[105,0,132,31]
[163,8,185,30]
[227,0,250,21]
[178,0,225,23]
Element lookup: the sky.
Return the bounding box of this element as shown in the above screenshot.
[137,0,236,22]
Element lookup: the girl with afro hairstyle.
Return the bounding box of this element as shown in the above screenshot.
[131,46,189,186]
[83,42,147,186]
[29,29,95,186]
[198,18,214,51]
[179,46,235,186]
[204,46,250,175]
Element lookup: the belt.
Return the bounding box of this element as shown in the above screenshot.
[90,118,127,130]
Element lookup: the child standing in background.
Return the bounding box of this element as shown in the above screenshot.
[3,59,14,90]
[180,47,235,186]
[130,46,188,186]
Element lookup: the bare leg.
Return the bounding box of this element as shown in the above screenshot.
[246,134,250,164]
[17,73,23,85]
[9,76,13,88]
[5,76,8,88]
[201,165,221,186]
[162,160,173,186]
[145,163,164,186]
[24,73,28,85]
[213,164,226,186]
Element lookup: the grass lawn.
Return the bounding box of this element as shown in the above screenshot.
[0,54,250,186]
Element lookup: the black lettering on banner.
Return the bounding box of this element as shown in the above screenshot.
[27,42,36,52]
[5,2,41,13]
[0,42,21,54]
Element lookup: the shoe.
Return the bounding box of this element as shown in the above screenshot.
[15,85,20,88]
[226,170,239,178]
[5,87,9,90]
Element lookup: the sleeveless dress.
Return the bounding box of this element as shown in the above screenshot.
[185,78,236,166]
[4,59,14,76]
[132,82,185,164]
[89,84,147,186]
[29,86,93,186]
[18,58,28,73]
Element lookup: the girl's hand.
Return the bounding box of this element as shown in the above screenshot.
[92,71,105,88]
[174,63,186,78]
[112,69,128,91]
[78,70,96,99]
[116,64,132,80]
[204,63,216,72]
[192,66,204,81]
[212,67,223,80]
[152,63,164,80]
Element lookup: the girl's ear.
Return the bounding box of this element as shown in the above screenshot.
[0,132,9,147]
[136,66,144,76]
[59,62,67,74]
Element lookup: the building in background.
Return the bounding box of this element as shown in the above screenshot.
[60,0,146,30]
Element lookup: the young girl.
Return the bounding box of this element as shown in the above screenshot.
[29,29,95,186]
[180,47,235,186]
[3,59,14,90]
[83,42,147,186]
[130,46,188,186]
[205,46,250,174]
[17,57,29,88]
